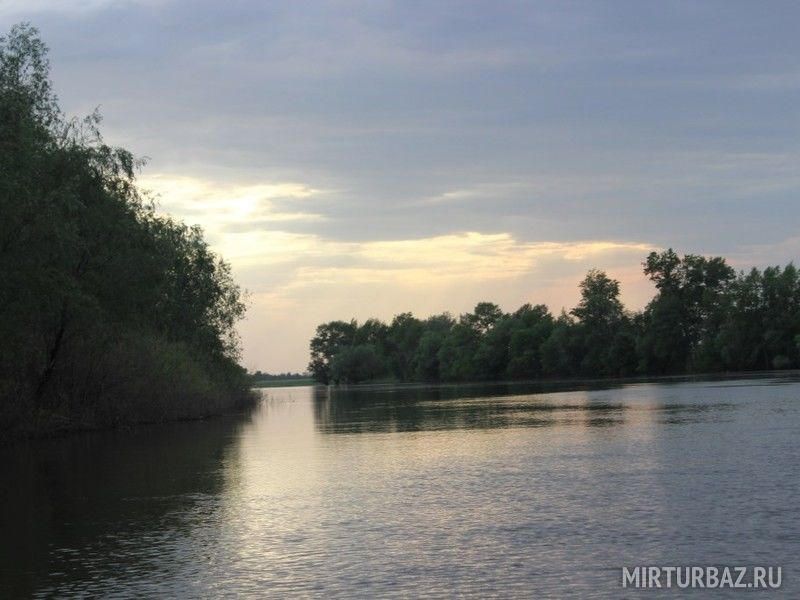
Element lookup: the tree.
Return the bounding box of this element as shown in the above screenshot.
[715,268,766,371]
[438,322,480,381]
[0,24,252,437]
[386,313,424,381]
[355,318,389,348]
[571,270,626,376]
[330,344,385,384]
[410,314,455,382]
[639,249,734,374]
[572,270,624,327]
[413,331,445,381]
[540,312,577,378]
[308,320,357,384]
[306,250,798,386]
[760,264,800,369]
[462,302,504,334]
[475,315,514,379]
[505,304,554,379]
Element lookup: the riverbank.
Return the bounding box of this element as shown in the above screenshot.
[1,382,258,445]
[251,378,315,388]
[318,368,800,391]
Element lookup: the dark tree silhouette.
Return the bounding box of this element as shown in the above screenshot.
[0,24,253,438]
[310,254,800,385]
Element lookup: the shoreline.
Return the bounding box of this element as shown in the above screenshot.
[316,368,800,391]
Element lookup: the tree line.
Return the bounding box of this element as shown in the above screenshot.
[0,25,253,438]
[309,251,800,384]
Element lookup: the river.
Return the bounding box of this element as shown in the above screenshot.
[2,375,798,597]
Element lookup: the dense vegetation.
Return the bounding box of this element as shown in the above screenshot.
[309,252,800,384]
[0,25,254,439]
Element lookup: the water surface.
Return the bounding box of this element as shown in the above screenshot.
[2,375,799,597]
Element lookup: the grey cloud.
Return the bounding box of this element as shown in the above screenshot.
[9,0,800,370]
[4,2,800,260]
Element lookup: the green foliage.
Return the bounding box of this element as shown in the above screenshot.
[540,313,578,378]
[310,254,800,385]
[504,304,552,378]
[386,313,424,380]
[462,302,504,334]
[639,249,735,373]
[438,322,481,381]
[0,24,252,438]
[413,331,445,381]
[330,344,385,384]
[307,320,358,384]
[571,270,627,376]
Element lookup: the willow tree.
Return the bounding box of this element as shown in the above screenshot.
[0,24,251,437]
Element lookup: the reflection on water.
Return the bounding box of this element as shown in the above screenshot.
[0,414,252,598]
[312,380,740,433]
[2,375,800,598]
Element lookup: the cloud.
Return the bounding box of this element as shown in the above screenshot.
[138,173,324,241]
[0,1,114,17]
[230,230,656,371]
[727,236,800,270]
[10,1,800,370]
[225,230,653,287]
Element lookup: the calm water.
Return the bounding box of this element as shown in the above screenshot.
[2,375,799,598]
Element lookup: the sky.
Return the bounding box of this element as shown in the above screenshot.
[4,1,800,372]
